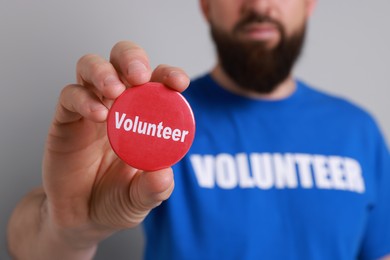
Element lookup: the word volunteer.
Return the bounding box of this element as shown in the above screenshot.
[115,112,190,142]
[190,153,365,193]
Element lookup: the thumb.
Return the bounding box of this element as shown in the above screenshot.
[91,167,174,230]
[129,168,175,221]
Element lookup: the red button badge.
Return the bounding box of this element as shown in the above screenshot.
[107,82,195,171]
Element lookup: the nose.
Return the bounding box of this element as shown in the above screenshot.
[242,0,273,16]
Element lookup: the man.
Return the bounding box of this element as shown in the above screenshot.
[7,0,390,259]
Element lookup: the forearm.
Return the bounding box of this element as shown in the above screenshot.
[7,188,97,260]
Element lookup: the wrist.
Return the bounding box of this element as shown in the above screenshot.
[40,197,106,259]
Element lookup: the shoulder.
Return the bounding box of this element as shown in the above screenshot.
[297,79,378,128]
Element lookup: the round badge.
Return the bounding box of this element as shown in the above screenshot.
[107,82,195,171]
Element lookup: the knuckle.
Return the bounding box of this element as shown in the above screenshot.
[59,85,86,110]
[119,46,147,61]
[60,84,76,98]
[113,40,141,53]
[155,64,169,73]
[90,61,112,78]
[77,53,98,67]
[155,64,186,76]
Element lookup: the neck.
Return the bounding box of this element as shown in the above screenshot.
[210,64,296,100]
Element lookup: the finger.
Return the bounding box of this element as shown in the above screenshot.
[110,41,152,86]
[91,167,174,229]
[76,54,126,100]
[56,84,108,124]
[130,168,175,211]
[151,64,190,93]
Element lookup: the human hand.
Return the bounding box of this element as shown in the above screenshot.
[42,41,190,249]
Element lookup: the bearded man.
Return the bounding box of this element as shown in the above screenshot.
[8,1,390,260]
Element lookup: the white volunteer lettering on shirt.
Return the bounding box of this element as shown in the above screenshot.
[328,156,347,190]
[313,155,333,189]
[236,153,255,188]
[250,153,273,189]
[190,153,365,193]
[114,112,189,142]
[274,153,298,189]
[344,158,365,193]
[294,154,314,188]
[190,155,215,188]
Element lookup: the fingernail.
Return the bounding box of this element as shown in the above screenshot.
[127,61,147,76]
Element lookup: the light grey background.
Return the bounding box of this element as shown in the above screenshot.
[1,1,389,259]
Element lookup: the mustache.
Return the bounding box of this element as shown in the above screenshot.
[233,12,283,34]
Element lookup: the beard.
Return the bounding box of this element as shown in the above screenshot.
[210,12,307,94]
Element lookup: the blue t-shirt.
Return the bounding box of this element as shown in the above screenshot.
[144,74,390,260]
